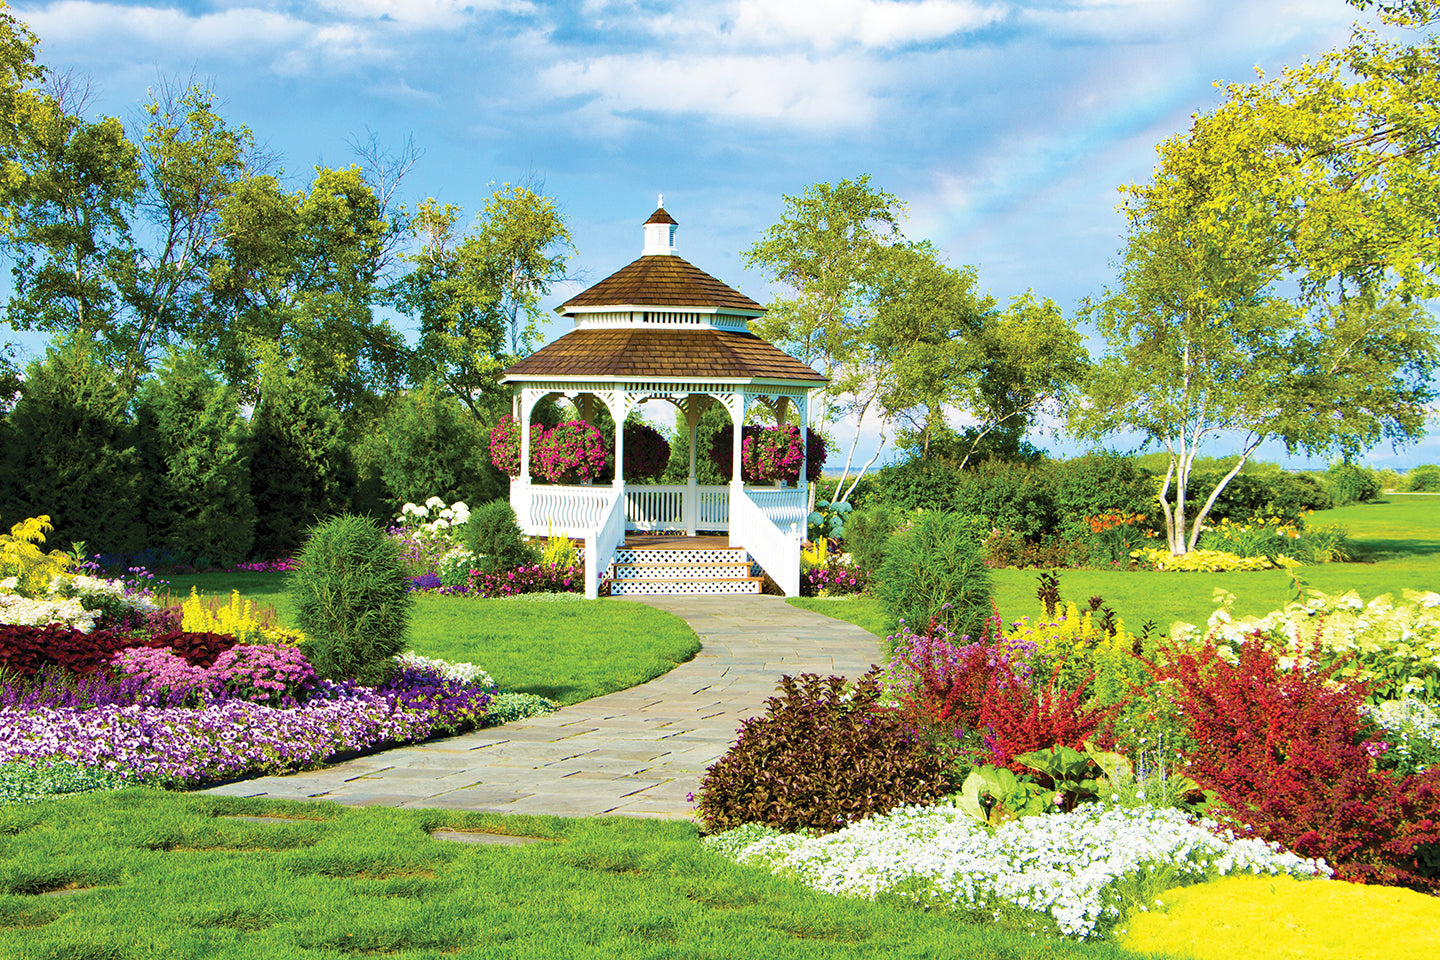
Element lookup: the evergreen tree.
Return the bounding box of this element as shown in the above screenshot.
[247,355,356,560]
[0,340,145,555]
[135,350,255,566]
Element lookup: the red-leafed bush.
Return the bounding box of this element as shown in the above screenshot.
[888,619,1028,733]
[622,422,671,481]
[1154,638,1440,891]
[0,624,239,678]
[977,674,1118,770]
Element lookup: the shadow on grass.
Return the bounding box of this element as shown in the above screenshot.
[1346,538,1440,562]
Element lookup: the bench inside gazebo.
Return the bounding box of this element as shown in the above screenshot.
[499,203,827,598]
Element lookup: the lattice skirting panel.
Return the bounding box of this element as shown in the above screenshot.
[609,579,761,595]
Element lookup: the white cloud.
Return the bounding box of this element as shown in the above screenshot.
[725,0,1007,50]
[18,2,312,50]
[311,0,536,30]
[543,52,879,128]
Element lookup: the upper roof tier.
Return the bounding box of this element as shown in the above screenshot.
[559,253,764,315]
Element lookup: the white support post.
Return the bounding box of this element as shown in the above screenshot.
[726,392,746,548]
[798,392,808,510]
[685,397,701,536]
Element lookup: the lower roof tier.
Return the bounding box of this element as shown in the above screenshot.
[500,328,827,383]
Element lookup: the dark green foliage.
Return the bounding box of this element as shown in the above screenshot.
[864,458,967,512]
[843,503,900,575]
[696,670,954,834]
[951,461,1056,542]
[247,363,357,561]
[1046,451,1155,539]
[1407,464,1440,492]
[1263,471,1333,519]
[290,514,412,685]
[355,380,504,512]
[133,350,255,566]
[1326,462,1382,506]
[875,511,993,640]
[463,500,539,573]
[0,343,146,554]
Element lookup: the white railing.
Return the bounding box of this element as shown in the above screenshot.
[746,488,810,534]
[625,485,687,531]
[698,487,730,528]
[520,485,615,538]
[584,490,626,599]
[729,487,801,597]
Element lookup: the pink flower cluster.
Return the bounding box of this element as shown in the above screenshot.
[113,643,317,707]
[536,421,609,482]
[712,425,828,483]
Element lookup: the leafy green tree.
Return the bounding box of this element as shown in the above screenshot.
[395,184,572,418]
[354,379,506,512]
[134,349,255,566]
[1074,168,1437,554]
[206,166,406,425]
[0,340,145,554]
[246,354,358,561]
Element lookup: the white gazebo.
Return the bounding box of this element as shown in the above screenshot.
[499,202,827,598]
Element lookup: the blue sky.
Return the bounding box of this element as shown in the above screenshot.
[8,0,1436,470]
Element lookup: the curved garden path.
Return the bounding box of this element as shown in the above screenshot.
[202,596,882,819]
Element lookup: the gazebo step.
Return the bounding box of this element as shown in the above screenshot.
[613,547,748,566]
[612,562,752,578]
[609,577,762,596]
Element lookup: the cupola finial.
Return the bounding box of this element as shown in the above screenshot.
[642,199,678,256]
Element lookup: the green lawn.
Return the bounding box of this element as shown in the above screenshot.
[0,790,1161,960]
[165,575,700,706]
[793,495,1440,639]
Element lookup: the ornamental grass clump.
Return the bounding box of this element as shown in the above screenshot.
[289,515,413,686]
[696,669,955,835]
[875,511,993,644]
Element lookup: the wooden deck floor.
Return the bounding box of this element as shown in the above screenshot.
[620,534,732,551]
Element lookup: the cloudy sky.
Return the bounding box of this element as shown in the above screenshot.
[9,0,1434,469]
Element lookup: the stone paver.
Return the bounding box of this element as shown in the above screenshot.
[202,596,881,819]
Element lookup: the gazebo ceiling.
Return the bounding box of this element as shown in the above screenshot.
[558,253,763,314]
[500,328,826,383]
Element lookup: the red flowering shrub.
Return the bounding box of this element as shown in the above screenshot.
[622,422,671,481]
[887,618,1028,732]
[978,674,1118,770]
[1154,638,1440,891]
[710,424,827,483]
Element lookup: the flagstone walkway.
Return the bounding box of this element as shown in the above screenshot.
[202,596,883,820]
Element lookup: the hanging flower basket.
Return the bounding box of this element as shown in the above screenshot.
[711,424,827,483]
[489,415,548,478]
[535,420,609,483]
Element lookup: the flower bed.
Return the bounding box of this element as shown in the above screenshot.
[706,802,1330,940]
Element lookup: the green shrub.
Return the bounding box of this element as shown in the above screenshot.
[1262,471,1333,519]
[695,670,954,834]
[875,511,993,640]
[1326,462,1382,506]
[865,459,969,512]
[1376,468,1405,492]
[1406,464,1440,492]
[290,514,413,685]
[463,500,539,573]
[1045,451,1155,540]
[843,503,900,575]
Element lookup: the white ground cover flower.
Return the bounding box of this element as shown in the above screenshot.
[393,651,496,689]
[706,801,1330,940]
[0,594,97,631]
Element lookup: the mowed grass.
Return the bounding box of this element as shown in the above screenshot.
[0,790,1163,960]
[163,575,700,706]
[793,495,1440,639]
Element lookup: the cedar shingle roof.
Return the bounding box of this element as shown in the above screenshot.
[502,329,826,383]
[559,255,763,312]
[644,207,677,225]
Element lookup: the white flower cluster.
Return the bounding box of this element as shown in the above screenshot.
[1364,697,1440,772]
[0,573,157,631]
[0,593,97,631]
[393,651,496,689]
[707,802,1330,940]
[398,497,470,536]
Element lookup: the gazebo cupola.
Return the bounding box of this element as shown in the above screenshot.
[499,201,827,598]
